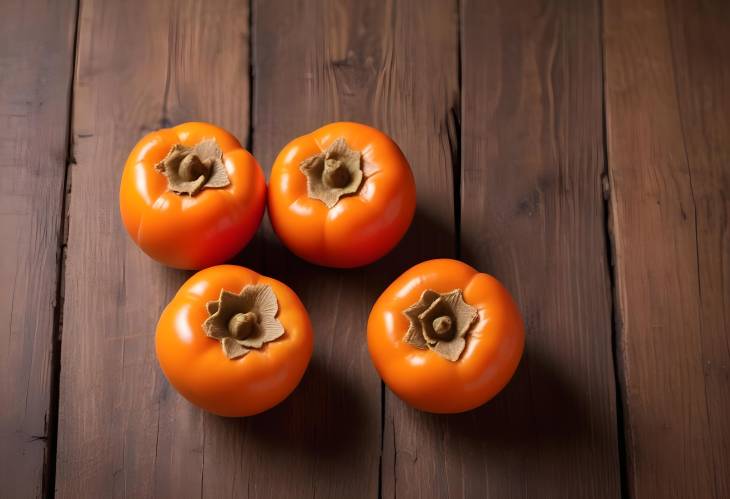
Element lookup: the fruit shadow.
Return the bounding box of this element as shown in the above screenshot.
[389,343,616,459]
[209,354,376,464]
[223,204,457,447]
[228,204,572,464]
[232,203,457,281]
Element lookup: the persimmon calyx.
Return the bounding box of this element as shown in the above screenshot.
[299,137,363,208]
[155,138,230,195]
[403,289,479,361]
[203,284,284,359]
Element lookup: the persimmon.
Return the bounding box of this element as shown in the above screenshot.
[155,265,313,417]
[267,122,416,268]
[367,259,524,413]
[119,122,265,269]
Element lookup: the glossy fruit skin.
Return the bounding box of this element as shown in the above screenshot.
[367,259,525,413]
[268,122,416,268]
[119,122,266,270]
[155,265,313,417]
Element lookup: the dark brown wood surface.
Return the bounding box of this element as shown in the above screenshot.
[216,1,459,497]
[604,0,730,496]
[0,0,77,497]
[1,0,729,497]
[54,0,250,497]
[457,0,620,496]
[348,1,461,498]
[198,0,390,495]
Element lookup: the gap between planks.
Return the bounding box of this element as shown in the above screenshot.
[598,0,629,496]
[46,0,82,497]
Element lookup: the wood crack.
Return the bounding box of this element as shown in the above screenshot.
[599,0,629,495]
[44,0,81,497]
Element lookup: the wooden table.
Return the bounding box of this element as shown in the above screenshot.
[2,0,728,497]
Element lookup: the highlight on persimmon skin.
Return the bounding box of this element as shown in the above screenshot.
[119,122,266,270]
[155,265,313,417]
[267,122,416,268]
[367,259,525,414]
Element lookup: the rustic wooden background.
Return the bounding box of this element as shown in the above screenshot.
[1,0,728,497]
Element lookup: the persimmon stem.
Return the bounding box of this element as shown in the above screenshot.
[299,137,363,208]
[402,289,478,362]
[202,285,285,360]
[323,159,352,188]
[179,153,210,182]
[432,315,454,341]
[155,138,230,196]
[228,312,258,340]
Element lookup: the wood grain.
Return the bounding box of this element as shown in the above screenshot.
[366,2,462,498]
[182,1,459,497]
[24,0,728,496]
[54,0,249,497]
[604,0,730,496]
[0,0,77,497]
[456,0,621,496]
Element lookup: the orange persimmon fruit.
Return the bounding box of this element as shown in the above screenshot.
[367,259,525,413]
[155,265,313,417]
[267,122,416,268]
[120,122,265,269]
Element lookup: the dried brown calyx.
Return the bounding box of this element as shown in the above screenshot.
[403,289,479,361]
[299,137,363,208]
[155,138,230,195]
[203,284,284,359]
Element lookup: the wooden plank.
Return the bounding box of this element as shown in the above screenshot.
[366,2,462,498]
[54,1,249,497]
[666,3,730,493]
[0,0,77,497]
[187,1,458,497]
[604,0,730,496]
[455,0,621,497]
